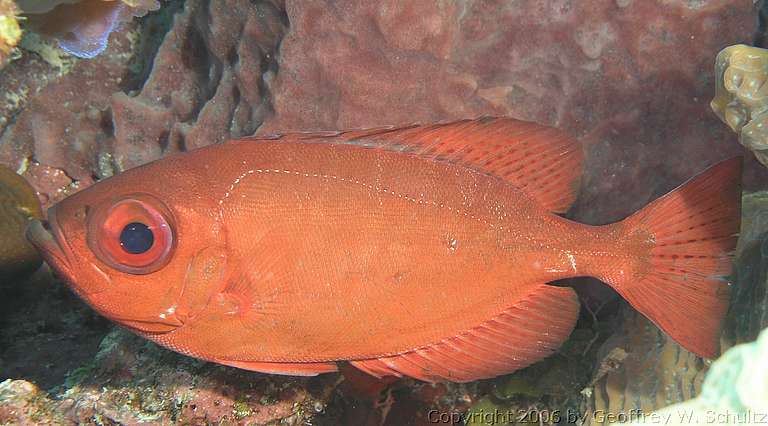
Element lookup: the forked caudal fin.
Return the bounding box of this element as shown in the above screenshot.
[603,157,742,358]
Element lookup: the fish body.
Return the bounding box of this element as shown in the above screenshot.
[27,118,741,382]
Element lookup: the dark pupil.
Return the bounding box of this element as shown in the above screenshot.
[119,222,154,254]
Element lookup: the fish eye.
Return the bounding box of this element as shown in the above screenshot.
[120,222,154,254]
[87,196,175,275]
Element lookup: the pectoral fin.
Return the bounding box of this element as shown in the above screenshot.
[217,359,338,376]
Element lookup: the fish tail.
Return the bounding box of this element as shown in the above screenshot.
[602,157,742,358]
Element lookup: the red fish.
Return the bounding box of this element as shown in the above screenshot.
[26,118,741,382]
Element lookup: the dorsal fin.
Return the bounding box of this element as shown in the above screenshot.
[254,117,584,213]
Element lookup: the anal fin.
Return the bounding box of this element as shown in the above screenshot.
[350,284,580,382]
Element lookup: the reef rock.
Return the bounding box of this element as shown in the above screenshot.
[632,326,768,426]
[0,12,139,209]
[0,328,336,425]
[262,0,765,225]
[1,0,286,208]
[18,0,160,59]
[108,0,286,171]
[727,192,768,346]
[580,310,709,425]
[2,0,763,219]
[712,44,768,168]
[0,0,21,69]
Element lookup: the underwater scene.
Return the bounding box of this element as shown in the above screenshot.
[1,1,768,425]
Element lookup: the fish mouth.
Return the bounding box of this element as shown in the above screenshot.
[26,206,74,279]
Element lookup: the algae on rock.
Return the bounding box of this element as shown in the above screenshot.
[0,0,21,69]
[712,45,768,167]
[631,327,768,426]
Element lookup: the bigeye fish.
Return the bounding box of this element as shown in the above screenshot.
[26,118,741,382]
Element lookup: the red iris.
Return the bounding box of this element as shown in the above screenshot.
[87,196,175,275]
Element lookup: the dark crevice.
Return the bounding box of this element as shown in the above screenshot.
[0,118,11,141]
[252,0,289,133]
[99,108,115,138]
[229,89,240,112]
[755,0,768,47]
[181,1,223,125]
[119,0,185,93]
[277,1,290,28]
[228,85,242,134]
[181,26,212,88]
[227,47,240,70]
[173,128,188,153]
[201,0,224,99]
[158,130,170,153]
[0,269,112,390]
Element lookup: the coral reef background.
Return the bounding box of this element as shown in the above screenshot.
[0,0,21,69]
[1,0,768,424]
